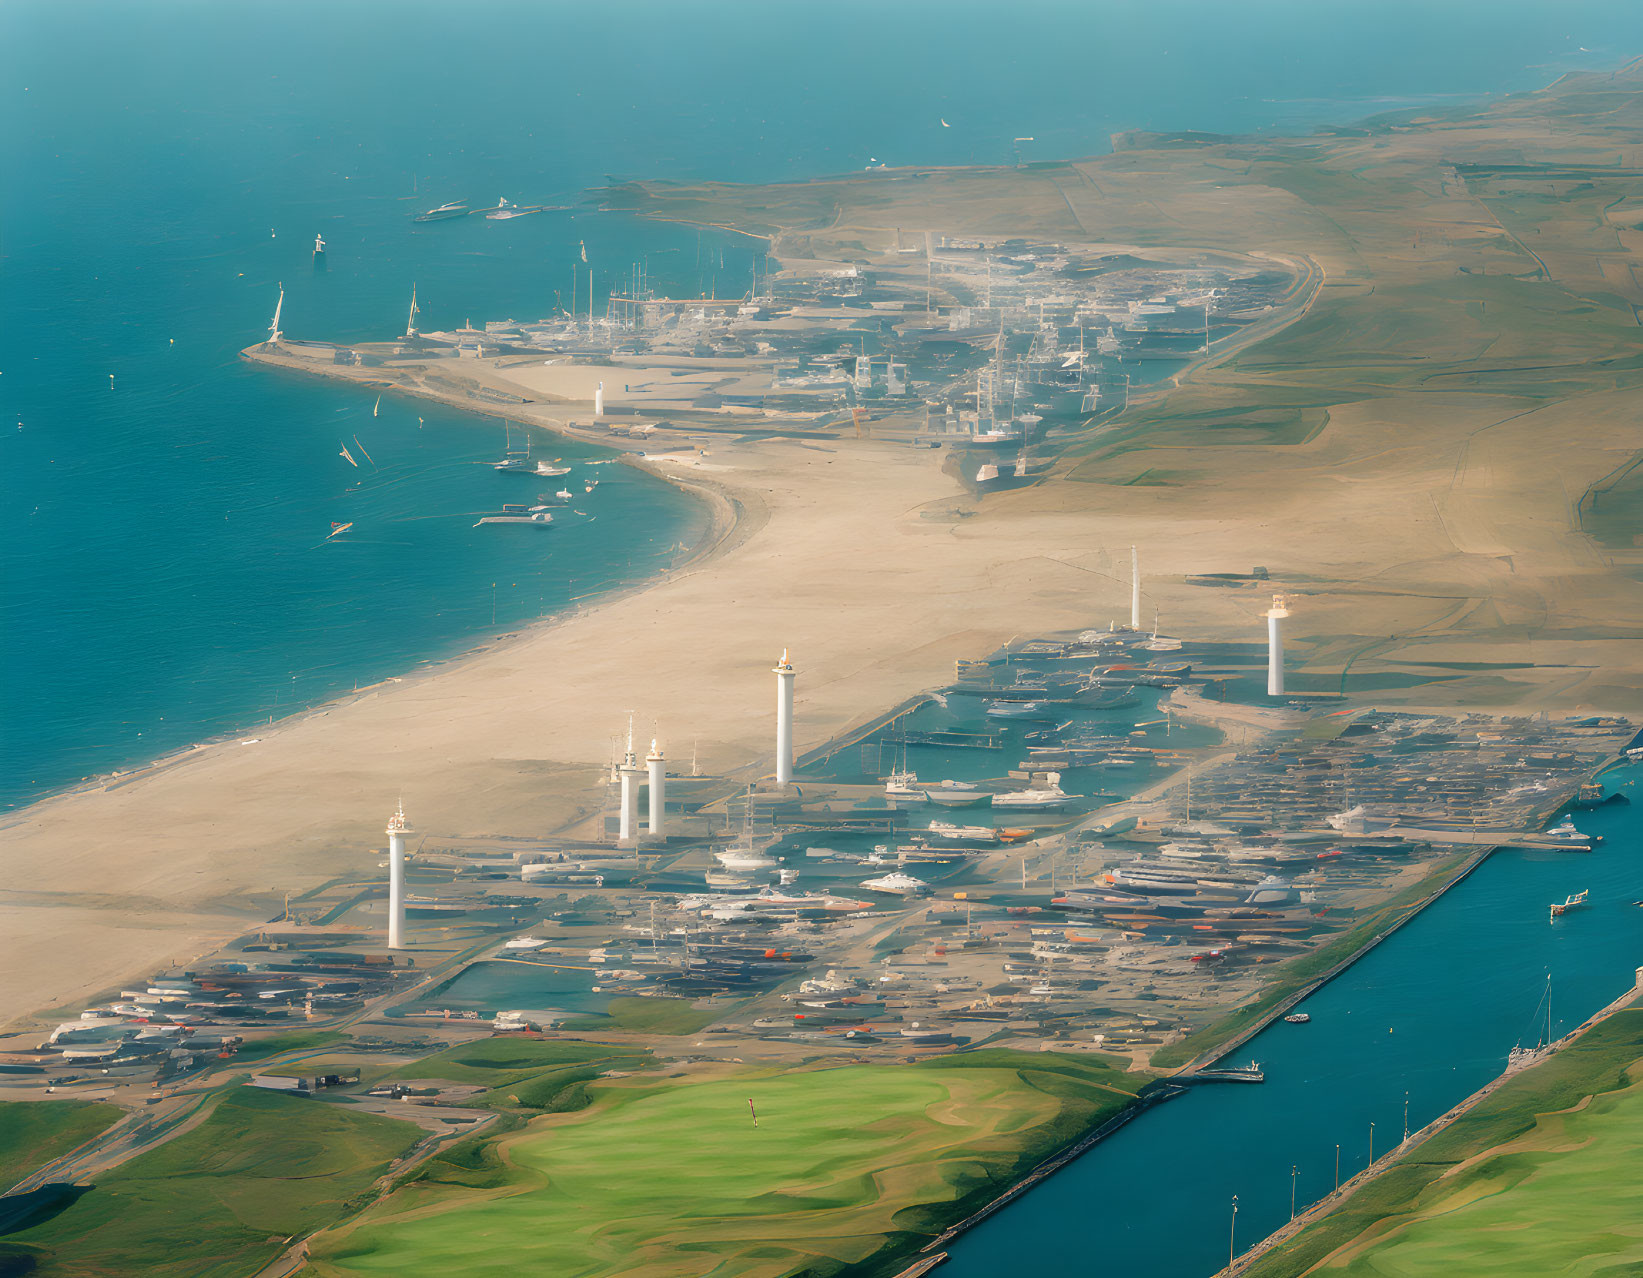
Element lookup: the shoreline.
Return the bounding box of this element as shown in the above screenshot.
[0,348,752,826]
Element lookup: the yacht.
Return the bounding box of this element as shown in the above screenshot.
[860,871,931,896]
[415,200,470,222]
[921,780,993,809]
[502,936,548,952]
[475,505,554,527]
[1543,816,1595,849]
[716,846,778,871]
[312,233,326,256]
[993,775,1072,811]
[1193,1060,1265,1083]
[534,459,571,477]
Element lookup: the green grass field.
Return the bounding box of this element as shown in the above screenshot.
[0,1101,122,1192]
[306,1051,1147,1278]
[0,1089,423,1278]
[380,1036,656,1110]
[559,996,719,1036]
[1245,1006,1643,1277]
[232,1028,350,1062]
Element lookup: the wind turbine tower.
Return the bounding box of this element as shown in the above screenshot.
[1266,595,1291,697]
[646,739,666,837]
[773,650,796,786]
[1130,546,1142,631]
[617,715,641,842]
[385,800,411,950]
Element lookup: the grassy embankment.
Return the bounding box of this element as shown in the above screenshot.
[0,1090,423,1278]
[302,1049,1152,1278]
[232,1028,351,1062]
[560,995,718,1036]
[1243,1003,1643,1277]
[0,1101,122,1193]
[0,1040,656,1277]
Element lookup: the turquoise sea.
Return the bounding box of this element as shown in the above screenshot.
[3,0,1640,815]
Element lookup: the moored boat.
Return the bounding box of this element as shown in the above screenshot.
[475,505,554,527]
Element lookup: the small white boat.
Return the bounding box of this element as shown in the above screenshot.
[534,460,571,477]
[312,233,326,256]
[502,936,548,952]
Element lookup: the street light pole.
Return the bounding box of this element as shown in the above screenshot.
[1290,1164,1298,1219]
[1334,1143,1340,1191]
[1229,1195,1239,1273]
[1370,1120,1376,1166]
[1403,1091,1410,1143]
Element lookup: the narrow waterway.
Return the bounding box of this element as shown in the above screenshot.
[940,764,1643,1278]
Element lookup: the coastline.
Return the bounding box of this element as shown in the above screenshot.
[1,341,1174,1029]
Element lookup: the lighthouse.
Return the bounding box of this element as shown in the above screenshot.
[1266,595,1290,697]
[774,650,796,786]
[1130,545,1142,631]
[616,718,641,843]
[386,800,411,950]
[646,739,666,837]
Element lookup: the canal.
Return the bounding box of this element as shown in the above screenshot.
[939,762,1643,1278]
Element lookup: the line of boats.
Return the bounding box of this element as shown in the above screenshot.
[474,427,600,527]
[414,197,565,222]
[884,770,1077,811]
